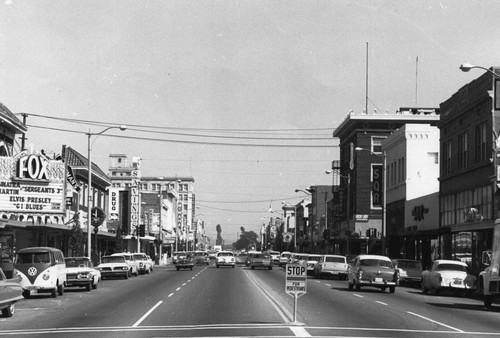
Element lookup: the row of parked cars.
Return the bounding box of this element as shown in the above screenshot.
[278,251,477,295]
[0,246,155,318]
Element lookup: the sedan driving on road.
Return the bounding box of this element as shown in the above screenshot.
[348,254,398,293]
[250,253,272,270]
[216,251,235,268]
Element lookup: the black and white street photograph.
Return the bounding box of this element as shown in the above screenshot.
[1,1,500,337]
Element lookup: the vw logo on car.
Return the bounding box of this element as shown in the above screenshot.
[27,267,37,276]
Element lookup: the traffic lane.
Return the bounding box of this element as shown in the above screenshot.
[0,265,202,330]
[141,263,288,327]
[307,277,500,335]
[248,268,467,334]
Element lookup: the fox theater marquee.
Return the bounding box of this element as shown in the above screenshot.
[0,151,66,277]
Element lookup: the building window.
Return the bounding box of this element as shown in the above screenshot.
[443,140,452,175]
[429,152,438,164]
[458,132,468,169]
[371,136,386,154]
[475,123,487,163]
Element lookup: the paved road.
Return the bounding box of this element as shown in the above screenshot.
[1,262,499,337]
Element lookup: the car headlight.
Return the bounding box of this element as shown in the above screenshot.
[42,272,50,281]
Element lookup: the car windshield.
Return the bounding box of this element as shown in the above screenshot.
[218,252,233,257]
[325,257,346,263]
[101,256,125,264]
[397,260,422,269]
[16,252,50,264]
[360,259,392,267]
[253,254,269,259]
[65,258,91,267]
[436,264,467,272]
[133,254,146,259]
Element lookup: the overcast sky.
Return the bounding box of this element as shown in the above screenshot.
[1,0,499,242]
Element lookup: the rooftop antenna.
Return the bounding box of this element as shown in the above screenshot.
[415,56,419,105]
[365,41,369,114]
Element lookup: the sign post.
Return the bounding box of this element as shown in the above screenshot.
[285,263,307,325]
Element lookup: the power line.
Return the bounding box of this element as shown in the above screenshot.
[27,124,337,148]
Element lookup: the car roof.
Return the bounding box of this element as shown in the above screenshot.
[356,254,391,261]
[322,254,346,258]
[434,259,467,266]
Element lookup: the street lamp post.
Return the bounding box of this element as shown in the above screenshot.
[459,63,500,78]
[86,125,127,261]
[355,147,386,255]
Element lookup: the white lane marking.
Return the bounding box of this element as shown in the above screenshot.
[407,311,464,332]
[325,283,331,287]
[176,287,181,291]
[168,293,174,297]
[289,326,312,337]
[182,283,186,286]
[375,301,387,306]
[245,270,292,323]
[315,280,321,283]
[132,301,163,327]
[353,294,363,298]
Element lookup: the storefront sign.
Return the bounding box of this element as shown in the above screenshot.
[0,154,65,214]
[66,165,80,192]
[372,164,383,208]
[108,188,119,221]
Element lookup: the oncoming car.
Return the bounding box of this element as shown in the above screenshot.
[216,251,235,268]
[348,254,398,293]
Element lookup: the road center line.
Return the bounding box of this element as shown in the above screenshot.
[289,326,312,337]
[353,294,363,298]
[407,311,464,332]
[375,301,387,306]
[132,301,163,327]
[168,293,174,297]
[325,284,331,287]
[176,287,181,291]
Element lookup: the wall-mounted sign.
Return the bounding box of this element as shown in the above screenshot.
[372,164,383,208]
[108,188,119,221]
[0,154,65,214]
[66,166,80,192]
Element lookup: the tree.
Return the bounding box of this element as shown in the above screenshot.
[216,224,223,245]
[68,212,85,256]
[234,230,259,251]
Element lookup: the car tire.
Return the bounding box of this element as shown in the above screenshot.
[355,282,361,291]
[58,283,64,296]
[176,267,180,271]
[92,281,97,290]
[216,265,219,268]
[381,287,386,292]
[269,266,272,270]
[22,290,30,299]
[85,283,92,292]
[484,295,493,307]
[251,266,255,270]
[389,286,395,293]
[51,288,57,298]
[2,303,14,317]
[124,273,129,279]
